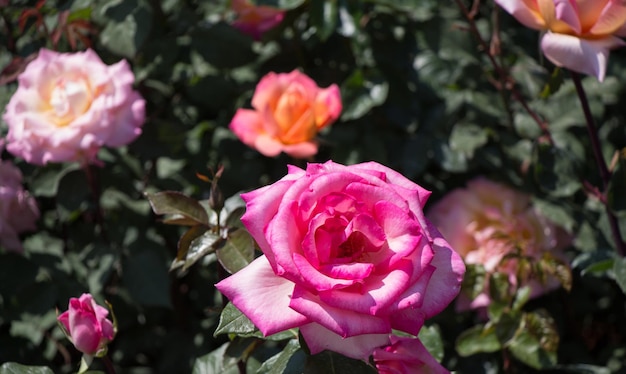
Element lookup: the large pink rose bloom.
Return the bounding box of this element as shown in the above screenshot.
[0,158,39,252]
[57,293,115,356]
[496,0,626,81]
[3,48,145,165]
[216,161,465,359]
[231,0,285,40]
[373,336,449,374]
[427,177,571,310]
[229,70,342,158]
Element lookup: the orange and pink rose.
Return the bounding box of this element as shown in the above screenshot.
[229,70,342,158]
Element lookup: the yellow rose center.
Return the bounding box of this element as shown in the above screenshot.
[48,77,92,127]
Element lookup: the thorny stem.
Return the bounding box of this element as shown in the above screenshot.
[453,0,554,145]
[571,72,625,256]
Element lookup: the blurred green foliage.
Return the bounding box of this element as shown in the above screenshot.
[1,0,625,373]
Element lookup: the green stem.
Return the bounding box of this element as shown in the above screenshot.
[571,72,625,256]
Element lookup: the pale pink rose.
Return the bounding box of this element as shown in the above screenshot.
[57,293,115,356]
[3,48,145,165]
[231,0,285,40]
[0,158,39,253]
[496,0,626,81]
[216,161,465,360]
[427,177,571,310]
[373,336,449,374]
[229,70,342,158]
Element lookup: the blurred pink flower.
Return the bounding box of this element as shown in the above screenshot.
[496,0,626,81]
[427,177,571,310]
[216,161,465,360]
[58,293,115,356]
[3,48,145,165]
[0,157,39,253]
[373,336,449,374]
[229,70,342,158]
[231,0,285,40]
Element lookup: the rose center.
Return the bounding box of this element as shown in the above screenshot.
[49,77,92,126]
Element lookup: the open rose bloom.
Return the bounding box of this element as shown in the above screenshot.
[229,70,342,158]
[427,178,571,310]
[496,0,626,81]
[0,158,39,252]
[231,0,285,40]
[58,293,115,356]
[3,48,145,165]
[216,161,465,361]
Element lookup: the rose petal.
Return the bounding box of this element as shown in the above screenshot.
[540,32,625,81]
[300,322,391,359]
[495,0,546,30]
[215,256,308,336]
[290,286,390,338]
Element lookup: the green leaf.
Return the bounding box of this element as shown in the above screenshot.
[146,191,210,226]
[449,123,488,158]
[612,257,626,295]
[29,164,81,197]
[252,0,305,9]
[304,350,378,374]
[507,311,558,370]
[417,325,444,362]
[98,0,153,58]
[533,142,581,197]
[176,225,210,261]
[0,362,54,374]
[256,339,304,374]
[214,302,257,337]
[488,272,512,304]
[607,155,626,213]
[455,324,502,356]
[182,231,222,272]
[310,0,338,41]
[341,69,389,121]
[539,67,564,99]
[581,258,615,276]
[217,229,255,274]
[460,264,487,300]
[192,343,239,374]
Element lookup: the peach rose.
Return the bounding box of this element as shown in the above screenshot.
[3,48,145,165]
[496,0,626,81]
[231,0,285,40]
[229,70,342,158]
[427,177,571,309]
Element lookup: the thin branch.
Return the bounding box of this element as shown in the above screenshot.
[571,72,625,256]
[453,0,554,145]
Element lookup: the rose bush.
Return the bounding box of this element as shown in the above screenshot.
[229,70,342,158]
[57,293,115,356]
[427,177,571,310]
[0,158,39,252]
[496,0,626,81]
[373,336,449,374]
[231,0,285,40]
[216,161,465,360]
[3,48,145,165]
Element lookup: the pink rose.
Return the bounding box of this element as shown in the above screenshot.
[495,0,626,81]
[427,177,571,310]
[373,336,449,374]
[3,48,145,165]
[0,157,39,253]
[216,161,465,359]
[57,293,115,356]
[229,70,342,158]
[231,0,285,40]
